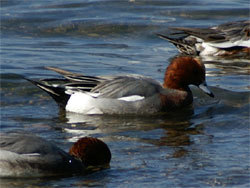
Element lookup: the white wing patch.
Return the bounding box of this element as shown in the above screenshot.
[118,95,145,102]
[22,153,41,156]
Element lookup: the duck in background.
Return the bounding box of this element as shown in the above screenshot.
[25,56,214,115]
[0,133,111,178]
[157,20,250,57]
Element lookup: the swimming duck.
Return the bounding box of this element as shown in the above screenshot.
[0,133,111,177]
[157,20,250,56]
[26,56,214,115]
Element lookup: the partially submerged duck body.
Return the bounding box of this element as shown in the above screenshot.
[157,20,250,57]
[0,133,111,178]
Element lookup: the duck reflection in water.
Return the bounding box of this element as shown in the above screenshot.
[57,106,210,160]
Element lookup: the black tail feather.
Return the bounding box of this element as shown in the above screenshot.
[24,77,70,108]
[156,33,198,55]
[157,33,185,46]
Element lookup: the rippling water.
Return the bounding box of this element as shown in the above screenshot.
[1,0,250,187]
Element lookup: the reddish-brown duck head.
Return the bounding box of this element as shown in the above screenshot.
[69,137,111,168]
[163,56,214,97]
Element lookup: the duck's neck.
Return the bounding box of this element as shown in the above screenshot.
[160,88,193,110]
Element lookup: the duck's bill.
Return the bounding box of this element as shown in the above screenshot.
[199,82,214,98]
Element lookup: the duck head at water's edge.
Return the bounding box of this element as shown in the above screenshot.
[0,133,111,178]
[25,56,214,115]
[69,137,111,170]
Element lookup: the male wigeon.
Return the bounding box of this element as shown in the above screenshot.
[0,133,111,177]
[26,56,214,115]
[157,20,250,56]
